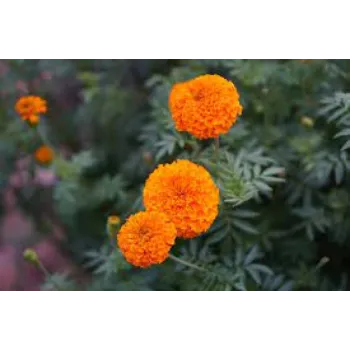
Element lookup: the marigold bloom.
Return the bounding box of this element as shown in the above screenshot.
[117,211,176,268]
[15,95,47,119]
[169,74,243,139]
[143,159,220,239]
[34,145,54,165]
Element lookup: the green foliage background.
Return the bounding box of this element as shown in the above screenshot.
[2,59,350,291]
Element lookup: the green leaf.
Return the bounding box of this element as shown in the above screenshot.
[249,264,274,276]
[253,180,272,193]
[334,129,350,138]
[261,167,285,176]
[244,245,260,265]
[205,229,228,245]
[233,219,259,235]
[246,267,262,285]
[341,140,350,151]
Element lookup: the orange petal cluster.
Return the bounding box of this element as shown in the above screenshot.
[34,145,54,165]
[15,95,47,126]
[169,74,243,139]
[117,211,177,268]
[143,159,220,239]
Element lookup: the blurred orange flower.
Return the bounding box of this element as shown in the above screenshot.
[34,145,54,165]
[117,211,176,268]
[169,74,243,139]
[143,159,220,239]
[15,95,47,120]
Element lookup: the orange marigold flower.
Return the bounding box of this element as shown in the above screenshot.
[117,211,176,268]
[169,74,243,139]
[34,145,54,165]
[143,159,220,239]
[15,95,47,118]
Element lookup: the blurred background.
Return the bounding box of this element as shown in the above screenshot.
[0,59,170,290]
[1,59,350,291]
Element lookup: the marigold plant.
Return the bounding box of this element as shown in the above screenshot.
[117,211,177,268]
[15,95,47,119]
[169,74,243,139]
[34,145,54,165]
[143,159,220,239]
[6,59,350,292]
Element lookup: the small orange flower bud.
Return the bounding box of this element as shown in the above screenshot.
[27,114,40,126]
[108,215,121,226]
[107,215,121,239]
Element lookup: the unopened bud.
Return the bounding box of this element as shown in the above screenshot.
[301,116,314,128]
[142,151,153,166]
[107,215,121,238]
[23,248,39,266]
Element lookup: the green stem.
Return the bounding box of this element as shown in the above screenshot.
[168,254,207,272]
[213,137,220,177]
[191,142,201,161]
[37,122,51,145]
[214,137,220,162]
[109,236,117,255]
[37,261,50,278]
[37,261,61,291]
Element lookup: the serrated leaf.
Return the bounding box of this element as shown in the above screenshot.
[334,129,350,138]
[253,180,272,193]
[261,176,285,183]
[328,106,349,123]
[244,245,260,265]
[341,140,350,151]
[205,229,228,245]
[261,167,285,176]
[235,249,244,265]
[249,264,274,276]
[246,267,262,285]
[233,219,259,235]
